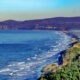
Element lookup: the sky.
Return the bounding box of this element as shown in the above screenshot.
[0,0,80,21]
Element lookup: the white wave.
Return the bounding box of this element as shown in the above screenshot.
[0,31,71,80]
[27,58,31,60]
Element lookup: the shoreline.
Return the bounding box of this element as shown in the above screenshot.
[39,30,79,78]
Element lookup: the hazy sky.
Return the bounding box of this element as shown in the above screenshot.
[0,0,80,21]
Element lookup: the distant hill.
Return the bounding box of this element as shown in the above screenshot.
[0,17,80,30]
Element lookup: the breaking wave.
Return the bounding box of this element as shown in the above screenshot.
[0,30,71,80]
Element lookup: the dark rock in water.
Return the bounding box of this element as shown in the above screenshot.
[60,50,66,55]
[58,55,63,65]
[58,50,66,65]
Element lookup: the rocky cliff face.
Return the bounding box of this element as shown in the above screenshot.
[41,39,80,74]
[39,40,80,80]
[0,17,80,30]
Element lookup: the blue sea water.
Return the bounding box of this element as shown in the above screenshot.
[0,30,71,80]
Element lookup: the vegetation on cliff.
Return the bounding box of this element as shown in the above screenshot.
[38,41,80,80]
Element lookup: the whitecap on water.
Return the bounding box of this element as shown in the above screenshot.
[0,31,71,80]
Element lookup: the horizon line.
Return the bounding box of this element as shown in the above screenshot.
[0,16,80,22]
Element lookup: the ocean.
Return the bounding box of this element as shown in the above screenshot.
[0,30,71,80]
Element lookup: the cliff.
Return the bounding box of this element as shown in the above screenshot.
[38,40,80,80]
